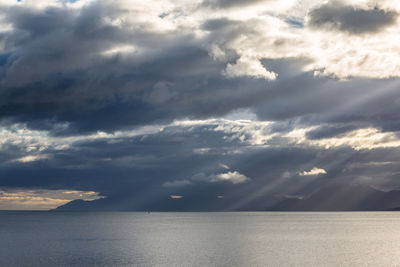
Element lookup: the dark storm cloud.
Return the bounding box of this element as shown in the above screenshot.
[0,3,273,135]
[305,125,359,140]
[0,122,317,204]
[1,120,400,210]
[307,1,398,34]
[0,2,399,137]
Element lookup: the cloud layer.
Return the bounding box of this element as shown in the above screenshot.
[1,0,400,210]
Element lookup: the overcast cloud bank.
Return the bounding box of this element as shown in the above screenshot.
[1,0,400,210]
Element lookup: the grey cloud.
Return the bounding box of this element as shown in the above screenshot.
[2,3,398,137]
[201,0,265,9]
[306,125,360,140]
[0,4,273,135]
[1,120,400,210]
[163,180,192,187]
[1,1,400,211]
[307,2,398,34]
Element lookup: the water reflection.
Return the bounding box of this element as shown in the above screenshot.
[1,212,400,266]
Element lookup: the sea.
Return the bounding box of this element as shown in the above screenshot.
[1,211,400,266]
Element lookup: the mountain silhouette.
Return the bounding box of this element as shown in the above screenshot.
[54,184,400,211]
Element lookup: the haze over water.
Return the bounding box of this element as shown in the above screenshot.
[1,211,400,266]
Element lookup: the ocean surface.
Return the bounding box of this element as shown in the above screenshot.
[1,212,400,266]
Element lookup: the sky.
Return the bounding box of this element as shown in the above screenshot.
[1,0,400,210]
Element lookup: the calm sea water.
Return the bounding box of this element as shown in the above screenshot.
[1,212,400,266]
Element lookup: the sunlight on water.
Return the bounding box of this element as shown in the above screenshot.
[1,212,400,266]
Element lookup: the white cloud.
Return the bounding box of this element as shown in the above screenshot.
[191,171,250,184]
[200,0,400,79]
[14,154,49,163]
[209,120,400,151]
[299,167,327,176]
[3,120,400,165]
[0,123,165,156]
[170,195,183,199]
[287,127,400,150]
[224,57,277,80]
[100,45,136,57]
[219,163,230,169]
[2,0,400,81]
[211,171,251,184]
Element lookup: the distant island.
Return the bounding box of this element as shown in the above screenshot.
[53,184,400,212]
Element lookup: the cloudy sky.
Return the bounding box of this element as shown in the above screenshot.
[1,0,400,210]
